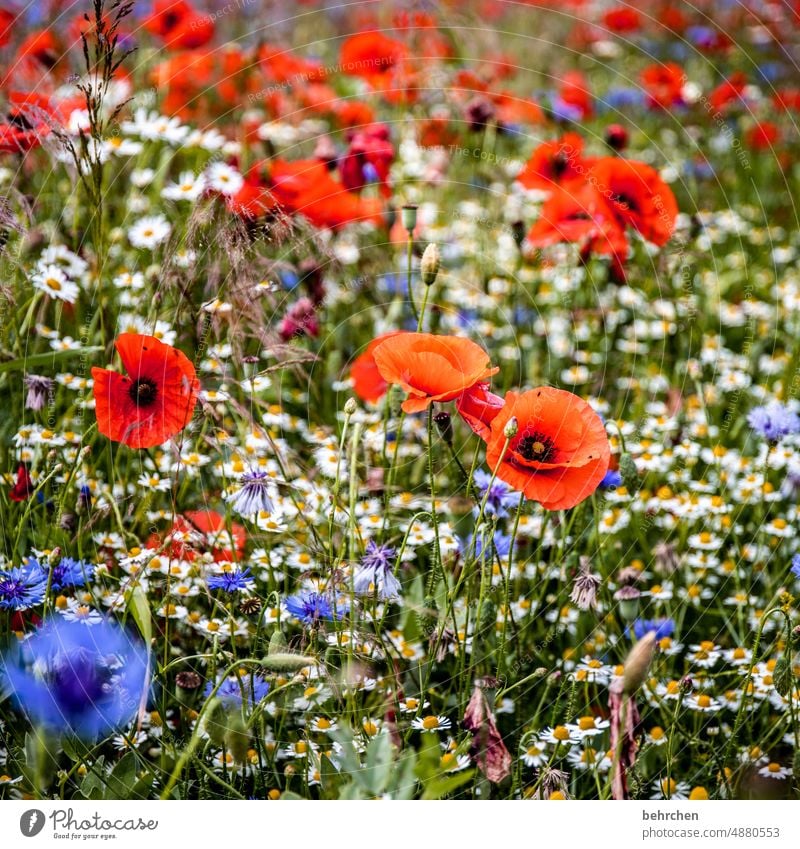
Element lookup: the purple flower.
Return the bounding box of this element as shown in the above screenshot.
[472,469,522,518]
[748,401,800,442]
[226,470,274,518]
[791,555,800,580]
[1,618,148,740]
[24,375,53,412]
[207,567,254,594]
[48,557,95,592]
[353,541,401,600]
[284,590,346,626]
[0,561,47,611]
[203,673,270,708]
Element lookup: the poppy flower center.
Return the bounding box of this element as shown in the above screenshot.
[612,192,638,213]
[516,432,555,462]
[8,111,34,131]
[130,378,158,407]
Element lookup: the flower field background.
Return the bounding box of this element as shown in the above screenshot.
[0,0,800,802]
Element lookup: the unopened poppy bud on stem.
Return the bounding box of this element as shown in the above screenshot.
[421,243,440,286]
[503,416,518,439]
[401,203,418,233]
[622,630,656,696]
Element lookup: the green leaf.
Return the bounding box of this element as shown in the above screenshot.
[127,584,152,645]
[421,768,476,800]
[0,347,102,375]
[363,731,393,796]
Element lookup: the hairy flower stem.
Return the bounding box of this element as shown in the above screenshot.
[497,495,525,680]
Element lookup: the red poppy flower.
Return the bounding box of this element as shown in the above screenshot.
[0,8,14,47]
[587,157,678,247]
[144,0,214,50]
[517,133,589,192]
[339,123,394,197]
[483,387,610,511]
[339,32,408,81]
[0,92,54,153]
[372,332,498,414]
[524,181,629,262]
[603,6,641,33]
[641,63,685,109]
[559,71,593,120]
[709,72,747,112]
[745,121,779,151]
[148,510,245,563]
[258,43,326,84]
[9,463,34,502]
[456,383,504,440]
[349,331,403,403]
[91,333,200,449]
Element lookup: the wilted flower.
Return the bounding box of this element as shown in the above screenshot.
[24,375,53,411]
[570,557,601,610]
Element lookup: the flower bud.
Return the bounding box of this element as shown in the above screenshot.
[401,204,418,233]
[618,453,640,494]
[344,397,358,416]
[504,416,519,439]
[605,123,628,152]
[434,411,453,445]
[421,243,440,286]
[614,585,641,621]
[622,631,656,696]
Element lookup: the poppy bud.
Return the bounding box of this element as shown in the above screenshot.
[614,585,640,621]
[401,204,418,233]
[773,655,792,697]
[204,699,228,747]
[434,411,453,445]
[622,631,656,695]
[503,416,519,439]
[421,243,440,286]
[605,124,628,151]
[224,716,251,764]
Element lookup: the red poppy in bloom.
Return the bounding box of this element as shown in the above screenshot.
[148,510,245,563]
[349,331,403,403]
[745,121,779,151]
[517,133,589,192]
[603,6,641,33]
[0,8,14,47]
[709,72,747,112]
[0,92,56,153]
[483,387,610,511]
[372,332,499,414]
[588,157,678,247]
[9,463,34,502]
[641,62,685,109]
[91,334,200,449]
[524,181,629,262]
[144,0,214,50]
[339,123,394,197]
[558,71,593,120]
[339,32,409,81]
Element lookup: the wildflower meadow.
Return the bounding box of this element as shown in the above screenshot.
[1,0,800,815]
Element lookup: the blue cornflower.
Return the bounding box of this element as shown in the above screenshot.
[226,470,274,519]
[629,618,675,641]
[284,590,346,626]
[600,469,622,489]
[353,541,401,600]
[204,673,270,708]
[0,618,148,740]
[460,530,512,562]
[791,555,800,579]
[207,567,254,594]
[0,561,47,611]
[472,469,522,518]
[48,557,95,592]
[748,401,800,442]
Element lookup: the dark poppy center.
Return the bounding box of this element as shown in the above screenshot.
[552,152,569,179]
[613,192,638,213]
[7,111,33,131]
[516,431,555,463]
[129,378,158,408]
